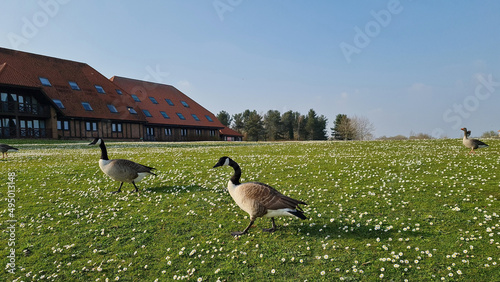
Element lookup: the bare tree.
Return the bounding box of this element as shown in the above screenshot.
[350,115,375,140]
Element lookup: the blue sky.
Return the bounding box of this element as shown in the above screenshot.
[1,0,500,138]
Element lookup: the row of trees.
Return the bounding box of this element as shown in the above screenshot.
[217,109,328,141]
[218,110,376,141]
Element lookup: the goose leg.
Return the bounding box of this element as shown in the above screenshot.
[263,218,277,233]
[132,181,139,193]
[111,182,124,194]
[232,220,254,236]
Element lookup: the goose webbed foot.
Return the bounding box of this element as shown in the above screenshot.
[132,182,139,193]
[231,231,248,236]
[110,183,124,194]
[231,220,254,236]
[262,218,277,233]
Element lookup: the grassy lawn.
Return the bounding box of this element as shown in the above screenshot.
[1,139,499,281]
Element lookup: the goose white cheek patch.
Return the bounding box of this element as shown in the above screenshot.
[224,158,230,166]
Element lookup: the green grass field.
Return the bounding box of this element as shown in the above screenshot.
[1,139,499,281]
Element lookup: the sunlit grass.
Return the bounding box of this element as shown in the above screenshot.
[0,139,498,281]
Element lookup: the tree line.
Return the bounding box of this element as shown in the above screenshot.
[217,109,328,141]
[217,110,376,141]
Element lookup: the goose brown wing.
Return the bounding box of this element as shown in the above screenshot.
[240,182,306,210]
[113,159,156,175]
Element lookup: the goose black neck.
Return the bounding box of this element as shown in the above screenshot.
[99,140,109,160]
[229,159,241,185]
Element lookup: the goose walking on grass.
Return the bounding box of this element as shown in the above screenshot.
[213,156,307,236]
[89,138,156,193]
[0,144,18,159]
[461,128,488,154]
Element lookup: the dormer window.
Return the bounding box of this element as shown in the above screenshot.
[180,101,189,107]
[142,109,153,117]
[53,99,65,109]
[160,111,170,119]
[205,115,214,122]
[149,97,159,104]
[131,95,141,102]
[107,104,118,113]
[69,81,80,90]
[191,114,200,121]
[127,107,137,114]
[39,77,51,86]
[82,102,93,111]
[115,89,123,95]
[95,85,105,94]
[176,113,186,120]
[165,99,174,106]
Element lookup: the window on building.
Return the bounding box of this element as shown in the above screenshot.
[160,111,170,119]
[82,102,93,111]
[53,99,65,109]
[146,127,154,136]
[195,129,202,136]
[95,85,105,94]
[127,107,137,114]
[191,114,200,121]
[205,115,214,122]
[131,95,141,102]
[180,100,189,107]
[210,130,216,137]
[39,77,51,86]
[181,129,188,136]
[165,128,172,136]
[176,113,186,120]
[149,97,159,104]
[115,89,123,95]
[165,99,174,106]
[69,81,80,90]
[112,123,122,132]
[86,121,98,131]
[107,104,118,113]
[142,109,153,117]
[57,120,70,131]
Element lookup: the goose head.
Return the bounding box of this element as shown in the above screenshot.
[213,156,231,168]
[88,138,103,146]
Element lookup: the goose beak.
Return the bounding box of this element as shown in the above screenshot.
[88,138,99,145]
[213,163,222,168]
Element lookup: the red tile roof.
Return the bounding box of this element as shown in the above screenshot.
[220,126,243,137]
[111,76,225,129]
[0,48,147,123]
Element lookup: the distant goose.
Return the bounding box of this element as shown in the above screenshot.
[461,128,488,154]
[88,138,156,193]
[0,144,18,159]
[213,156,307,236]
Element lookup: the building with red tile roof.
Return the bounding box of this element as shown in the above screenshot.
[111,76,224,141]
[0,47,231,141]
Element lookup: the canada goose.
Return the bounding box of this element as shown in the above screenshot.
[461,128,488,154]
[213,156,307,236]
[0,144,18,159]
[88,138,156,193]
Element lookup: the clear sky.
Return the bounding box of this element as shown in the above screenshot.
[1,0,499,138]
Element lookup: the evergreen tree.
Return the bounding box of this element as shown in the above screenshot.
[216,110,232,127]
